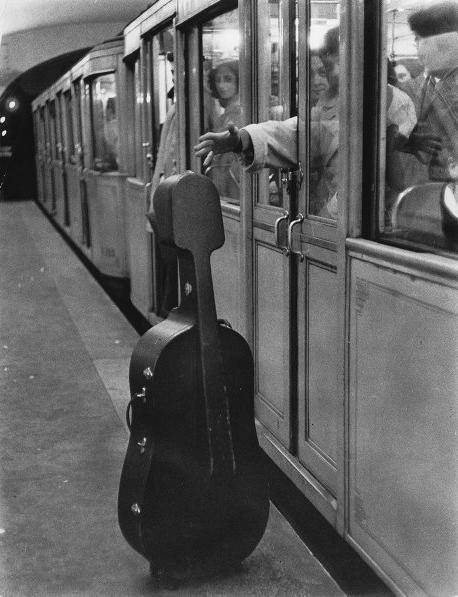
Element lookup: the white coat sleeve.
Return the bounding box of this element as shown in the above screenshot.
[241,117,298,171]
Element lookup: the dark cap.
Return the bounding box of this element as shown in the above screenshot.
[408,1,458,37]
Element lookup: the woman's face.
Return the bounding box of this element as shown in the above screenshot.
[215,65,238,101]
[310,55,329,103]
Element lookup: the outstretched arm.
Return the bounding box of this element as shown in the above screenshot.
[194,123,246,167]
[195,117,298,171]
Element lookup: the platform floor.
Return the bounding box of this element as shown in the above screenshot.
[0,201,348,597]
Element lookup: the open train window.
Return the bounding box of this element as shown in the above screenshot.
[375,0,457,254]
[89,73,119,172]
[200,7,243,205]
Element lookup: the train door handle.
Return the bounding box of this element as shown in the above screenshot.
[288,214,304,261]
[274,210,290,256]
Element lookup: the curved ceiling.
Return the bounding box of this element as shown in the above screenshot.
[1,0,150,36]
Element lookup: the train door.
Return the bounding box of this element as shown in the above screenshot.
[182,0,251,335]
[57,91,70,228]
[63,90,74,228]
[45,100,57,214]
[66,81,84,246]
[124,48,154,317]
[252,0,344,526]
[295,0,341,522]
[74,78,91,249]
[54,92,67,227]
[250,0,298,461]
[146,21,177,317]
[38,107,47,206]
[32,110,43,204]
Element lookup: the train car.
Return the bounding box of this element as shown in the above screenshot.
[122,1,177,319]
[30,0,457,595]
[33,37,130,278]
[0,49,90,203]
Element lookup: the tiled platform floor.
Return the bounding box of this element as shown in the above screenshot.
[0,202,345,597]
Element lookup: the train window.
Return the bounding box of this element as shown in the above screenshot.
[39,107,46,155]
[72,80,84,165]
[150,25,175,176]
[48,100,58,160]
[132,56,143,178]
[90,74,119,172]
[256,0,297,208]
[378,0,457,253]
[201,8,243,205]
[56,93,64,161]
[64,91,74,163]
[307,0,341,220]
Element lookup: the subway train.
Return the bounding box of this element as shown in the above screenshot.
[0,48,92,201]
[5,0,457,594]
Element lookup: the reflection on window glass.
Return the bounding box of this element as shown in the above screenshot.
[382,0,457,252]
[201,9,243,204]
[90,74,119,171]
[308,1,340,220]
[151,25,176,179]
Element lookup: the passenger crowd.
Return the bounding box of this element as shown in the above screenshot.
[194,1,457,226]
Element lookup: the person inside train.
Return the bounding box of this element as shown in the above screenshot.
[148,51,177,204]
[308,30,340,216]
[205,60,244,204]
[194,26,342,218]
[267,50,334,208]
[103,97,119,170]
[381,0,457,228]
[193,21,438,219]
[147,51,178,316]
[400,1,458,183]
[384,61,418,217]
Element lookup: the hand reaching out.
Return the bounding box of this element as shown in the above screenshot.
[193,122,242,168]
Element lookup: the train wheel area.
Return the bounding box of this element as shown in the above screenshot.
[0,199,371,597]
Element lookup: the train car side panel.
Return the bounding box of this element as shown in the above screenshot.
[347,246,458,596]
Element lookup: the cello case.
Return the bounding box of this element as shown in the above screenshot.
[118,172,269,579]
